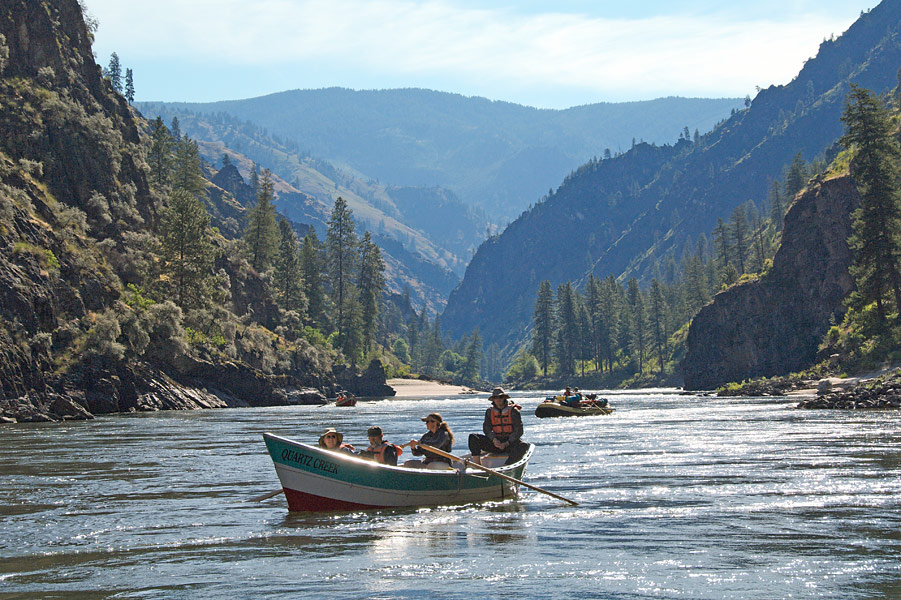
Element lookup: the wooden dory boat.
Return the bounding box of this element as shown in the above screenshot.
[334,394,356,407]
[263,432,534,511]
[534,400,615,418]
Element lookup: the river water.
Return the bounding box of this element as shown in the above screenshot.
[2,391,900,599]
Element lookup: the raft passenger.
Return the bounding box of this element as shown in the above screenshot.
[404,413,454,469]
[318,427,356,454]
[360,426,402,466]
[468,387,528,466]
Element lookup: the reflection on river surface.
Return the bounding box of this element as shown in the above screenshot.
[1,392,900,598]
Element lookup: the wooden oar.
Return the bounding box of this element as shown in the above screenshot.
[248,488,284,502]
[417,444,579,506]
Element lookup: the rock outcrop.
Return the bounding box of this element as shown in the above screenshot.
[798,370,901,410]
[682,175,860,389]
[335,359,397,397]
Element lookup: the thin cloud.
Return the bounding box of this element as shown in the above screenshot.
[87,0,865,104]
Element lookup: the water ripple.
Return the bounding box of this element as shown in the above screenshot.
[1,392,899,598]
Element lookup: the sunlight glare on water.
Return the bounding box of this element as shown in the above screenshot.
[1,391,900,599]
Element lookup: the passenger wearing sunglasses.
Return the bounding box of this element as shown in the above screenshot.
[317,427,357,454]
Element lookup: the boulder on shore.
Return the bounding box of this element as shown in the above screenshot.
[797,370,901,410]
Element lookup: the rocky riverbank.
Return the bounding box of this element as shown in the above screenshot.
[796,369,901,410]
[0,358,395,424]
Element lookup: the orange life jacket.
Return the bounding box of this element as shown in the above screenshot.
[366,441,402,464]
[489,404,517,436]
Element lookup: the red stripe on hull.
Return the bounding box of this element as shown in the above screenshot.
[283,487,380,512]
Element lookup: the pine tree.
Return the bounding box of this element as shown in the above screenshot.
[576,296,592,376]
[420,318,444,376]
[531,280,554,376]
[124,68,135,103]
[483,342,503,383]
[750,212,767,273]
[169,116,181,141]
[157,189,218,309]
[712,217,731,268]
[584,275,603,372]
[249,164,260,198]
[300,229,329,330]
[107,52,122,92]
[326,197,358,348]
[172,136,205,196]
[358,231,385,354]
[554,283,578,376]
[626,279,646,374]
[148,117,173,189]
[244,170,279,272]
[768,179,785,230]
[407,309,421,367]
[599,276,620,372]
[337,286,363,364]
[730,204,748,274]
[684,254,708,313]
[275,218,307,317]
[462,329,482,383]
[649,279,668,376]
[841,85,901,326]
[784,152,808,199]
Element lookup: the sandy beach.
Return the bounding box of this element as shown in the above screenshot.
[387,378,479,398]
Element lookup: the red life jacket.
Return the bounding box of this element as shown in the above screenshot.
[489,404,517,436]
[366,441,402,464]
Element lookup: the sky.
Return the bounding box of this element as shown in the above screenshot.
[84,0,878,109]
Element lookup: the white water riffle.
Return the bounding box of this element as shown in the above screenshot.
[1,391,899,599]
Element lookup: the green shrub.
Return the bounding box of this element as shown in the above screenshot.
[304,326,328,347]
[83,310,125,360]
[238,325,276,373]
[392,337,410,363]
[117,304,149,356]
[123,283,154,310]
[143,301,188,361]
[11,242,59,272]
[0,33,8,74]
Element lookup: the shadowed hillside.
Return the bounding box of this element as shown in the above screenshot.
[440,0,901,360]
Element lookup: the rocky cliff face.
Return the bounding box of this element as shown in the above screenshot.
[681,176,860,390]
[0,1,390,423]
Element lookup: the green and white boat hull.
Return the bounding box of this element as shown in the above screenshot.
[263,433,533,511]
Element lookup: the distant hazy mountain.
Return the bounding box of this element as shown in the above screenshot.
[137,108,471,313]
[147,91,743,221]
[440,0,901,352]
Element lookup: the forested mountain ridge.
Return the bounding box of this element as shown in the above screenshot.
[441,0,901,358]
[0,0,392,423]
[149,90,743,221]
[138,106,474,311]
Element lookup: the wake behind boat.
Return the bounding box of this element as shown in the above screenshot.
[263,432,534,511]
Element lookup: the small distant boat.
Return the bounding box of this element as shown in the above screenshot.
[262,432,534,511]
[535,396,614,418]
[334,392,356,407]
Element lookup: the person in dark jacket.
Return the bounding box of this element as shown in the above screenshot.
[468,387,528,465]
[404,413,454,469]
